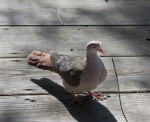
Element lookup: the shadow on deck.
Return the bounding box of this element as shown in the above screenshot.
[31,78,117,122]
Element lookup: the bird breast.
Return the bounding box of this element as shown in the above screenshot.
[79,55,105,90]
[82,56,102,81]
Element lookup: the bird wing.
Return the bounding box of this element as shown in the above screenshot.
[50,51,85,86]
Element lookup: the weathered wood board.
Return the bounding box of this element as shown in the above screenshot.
[0,0,60,25]
[113,57,150,92]
[0,58,117,95]
[0,26,150,58]
[0,0,150,25]
[0,94,125,122]
[60,1,150,25]
[121,93,150,122]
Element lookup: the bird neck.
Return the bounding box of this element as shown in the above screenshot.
[86,50,98,57]
[86,52,99,61]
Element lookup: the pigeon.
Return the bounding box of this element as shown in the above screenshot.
[27,41,107,104]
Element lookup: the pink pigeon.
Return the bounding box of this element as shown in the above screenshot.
[27,41,107,104]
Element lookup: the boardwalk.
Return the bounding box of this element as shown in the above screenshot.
[0,0,150,122]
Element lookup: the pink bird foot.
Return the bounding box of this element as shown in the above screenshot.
[71,92,83,105]
[87,91,103,100]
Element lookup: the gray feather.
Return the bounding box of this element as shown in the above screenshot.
[50,51,85,86]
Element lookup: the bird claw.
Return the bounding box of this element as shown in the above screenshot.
[71,96,83,105]
[71,92,83,105]
[87,91,103,100]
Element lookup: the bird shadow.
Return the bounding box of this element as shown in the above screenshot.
[31,78,117,122]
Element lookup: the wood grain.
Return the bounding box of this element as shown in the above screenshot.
[0,94,125,122]
[0,0,150,25]
[0,0,60,25]
[0,58,117,95]
[0,26,150,58]
[121,93,150,122]
[113,57,150,92]
[61,2,150,25]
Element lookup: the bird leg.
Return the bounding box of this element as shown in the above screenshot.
[71,92,83,105]
[87,91,103,100]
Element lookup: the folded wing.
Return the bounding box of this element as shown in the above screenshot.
[50,52,85,86]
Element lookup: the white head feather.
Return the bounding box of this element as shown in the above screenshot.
[86,41,101,47]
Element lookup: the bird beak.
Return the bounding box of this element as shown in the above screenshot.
[99,49,105,55]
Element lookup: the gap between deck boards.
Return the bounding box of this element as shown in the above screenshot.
[0,91,150,97]
[0,56,150,59]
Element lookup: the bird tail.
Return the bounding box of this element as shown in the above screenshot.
[27,51,57,72]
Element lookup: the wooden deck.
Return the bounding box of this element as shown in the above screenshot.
[0,0,150,122]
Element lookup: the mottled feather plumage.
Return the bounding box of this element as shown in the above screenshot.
[50,51,85,86]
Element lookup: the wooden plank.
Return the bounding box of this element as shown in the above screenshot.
[0,0,150,25]
[1,0,149,10]
[0,0,60,25]
[113,57,150,92]
[0,58,117,95]
[0,26,150,57]
[0,94,125,122]
[121,93,150,122]
[61,5,150,25]
[58,0,150,25]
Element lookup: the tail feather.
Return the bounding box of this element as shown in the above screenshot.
[27,51,57,72]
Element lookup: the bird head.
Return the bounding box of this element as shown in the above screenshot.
[86,41,105,55]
